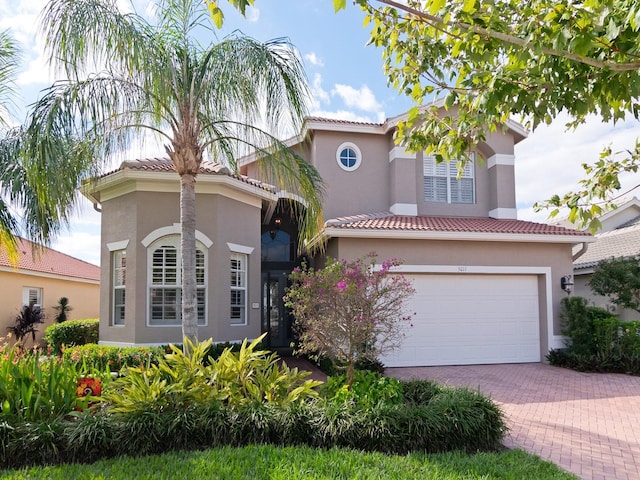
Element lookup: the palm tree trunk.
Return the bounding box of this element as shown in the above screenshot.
[180,172,198,350]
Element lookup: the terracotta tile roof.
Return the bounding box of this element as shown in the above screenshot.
[574,216,640,270]
[110,157,275,191]
[0,238,100,281]
[325,212,592,237]
[305,116,384,128]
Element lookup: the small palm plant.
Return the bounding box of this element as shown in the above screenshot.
[7,302,45,348]
[53,296,73,323]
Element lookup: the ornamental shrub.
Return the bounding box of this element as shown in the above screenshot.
[549,297,640,374]
[43,318,99,355]
[285,253,415,386]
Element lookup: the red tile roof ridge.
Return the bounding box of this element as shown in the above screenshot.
[104,157,275,191]
[305,116,384,127]
[324,212,591,236]
[0,238,100,281]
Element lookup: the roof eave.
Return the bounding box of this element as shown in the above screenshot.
[322,227,593,244]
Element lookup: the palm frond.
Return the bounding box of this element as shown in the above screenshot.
[0,29,21,126]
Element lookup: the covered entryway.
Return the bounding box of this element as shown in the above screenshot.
[381,273,541,367]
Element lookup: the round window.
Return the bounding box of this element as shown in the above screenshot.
[335,142,362,171]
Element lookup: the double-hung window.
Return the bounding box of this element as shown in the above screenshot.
[423,154,475,204]
[113,250,126,325]
[230,253,247,325]
[148,236,206,326]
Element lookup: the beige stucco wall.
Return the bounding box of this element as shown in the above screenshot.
[325,236,574,357]
[574,273,640,322]
[99,188,263,346]
[0,270,99,346]
[309,130,393,220]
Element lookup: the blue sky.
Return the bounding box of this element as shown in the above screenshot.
[1,0,639,265]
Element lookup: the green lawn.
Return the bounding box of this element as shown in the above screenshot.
[0,445,577,480]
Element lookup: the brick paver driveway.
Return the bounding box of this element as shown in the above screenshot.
[386,363,640,480]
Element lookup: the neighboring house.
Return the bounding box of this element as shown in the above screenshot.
[0,238,101,345]
[84,108,592,367]
[573,197,640,321]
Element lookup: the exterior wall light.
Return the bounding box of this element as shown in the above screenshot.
[561,275,574,295]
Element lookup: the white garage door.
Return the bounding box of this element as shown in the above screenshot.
[381,274,541,367]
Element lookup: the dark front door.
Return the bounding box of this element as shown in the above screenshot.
[261,270,294,349]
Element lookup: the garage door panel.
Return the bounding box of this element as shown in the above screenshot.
[380,274,541,367]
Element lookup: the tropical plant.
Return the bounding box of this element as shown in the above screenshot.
[285,253,415,386]
[103,336,321,414]
[7,303,45,348]
[53,297,73,323]
[0,346,99,422]
[27,0,324,346]
[589,256,640,312]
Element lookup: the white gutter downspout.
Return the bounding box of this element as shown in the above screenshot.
[572,242,589,261]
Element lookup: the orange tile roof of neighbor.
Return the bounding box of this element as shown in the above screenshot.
[325,213,593,236]
[0,238,100,281]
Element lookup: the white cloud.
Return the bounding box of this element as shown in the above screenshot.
[308,73,330,110]
[52,231,101,266]
[331,83,382,113]
[515,113,640,223]
[246,6,260,23]
[304,52,324,67]
[309,109,381,124]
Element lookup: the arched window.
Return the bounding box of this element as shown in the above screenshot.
[261,229,293,262]
[147,236,207,326]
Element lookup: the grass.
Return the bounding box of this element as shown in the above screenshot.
[0,445,577,480]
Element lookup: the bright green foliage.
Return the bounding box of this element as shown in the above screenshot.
[43,319,99,355]
[550,296,640,374]
[103,336,321,414]
[589,256,640,312]
[0,346,101,422]
[324,370,403,409]
[0,445,577,480]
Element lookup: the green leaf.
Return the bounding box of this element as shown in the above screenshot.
[462,0,476,14]
[333,0,347,12]
[428,0,446,15]
[209,6,224,28]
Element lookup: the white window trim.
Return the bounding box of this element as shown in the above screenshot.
[230,253,248,326]
[141,224,213,248]
[146,235,208,327]
[22,287,42,308]
[227,242,254,255]
[107,239,130,251]
[336,142,362,172]
[423,154,475,204]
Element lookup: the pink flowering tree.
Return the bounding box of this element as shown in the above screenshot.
[285,253,415,386]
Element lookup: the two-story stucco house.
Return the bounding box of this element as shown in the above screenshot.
[84,108,592,367]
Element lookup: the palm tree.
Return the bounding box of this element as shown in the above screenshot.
[0,30,84,261]
[0,29,22,257]
[27,0,324,344]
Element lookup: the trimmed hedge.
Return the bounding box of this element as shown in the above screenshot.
[548,296,640,375]
[0,381,506,469]
[43,319,99,355]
